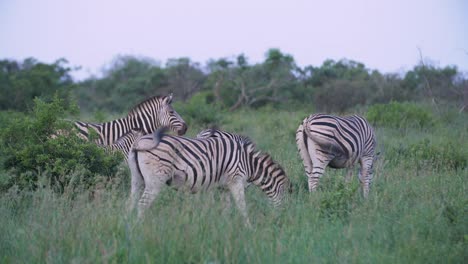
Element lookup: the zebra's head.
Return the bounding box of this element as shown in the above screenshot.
[196,127,223,139]
[245,142,291,207]
[158,94,188,136]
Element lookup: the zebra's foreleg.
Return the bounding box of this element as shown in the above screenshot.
[345,167,354,183]
[228,179,251,228]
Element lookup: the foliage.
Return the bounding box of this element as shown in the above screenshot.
[165,58,205,101]
[0,58,76,112]
[76,55,167,113]
[403,64,459,101]
[313,79,373,113]
[0,107,466,263]
[0,96,122,193]
[318,179,359,220]
[173,91,223,126]
[204,49,301,111]
[385,138,467,170]
[366,101,435,128]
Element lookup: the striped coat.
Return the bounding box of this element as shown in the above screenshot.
[74,94,187,146]
[128,128,291,225]
[296,114,376,197]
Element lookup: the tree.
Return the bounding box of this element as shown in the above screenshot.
[165,58,205,101]
[0,58,75,112]
[76,55,168,113]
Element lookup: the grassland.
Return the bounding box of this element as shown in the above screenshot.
[0,107,466,263]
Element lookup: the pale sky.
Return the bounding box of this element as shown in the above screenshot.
[1,0,467,80]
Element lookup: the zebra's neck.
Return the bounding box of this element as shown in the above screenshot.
[128,111,158,135]
[94,116,133,145]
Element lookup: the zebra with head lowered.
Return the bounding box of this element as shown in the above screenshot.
[127,128,291,226]
[74,94,187,146]
[296,114,377,198]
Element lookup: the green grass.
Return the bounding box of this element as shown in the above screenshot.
[1,107,467,263]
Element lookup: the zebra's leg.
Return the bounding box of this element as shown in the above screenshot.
[126,150,145,213]
[345,167,354,183]
[296,124,314,191]
[359,156,374,198]
[307,139,332,192]
[221,189,232,216]
[228,179,251,228]
[137,173,168,219]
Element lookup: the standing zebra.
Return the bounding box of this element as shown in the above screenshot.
[296,114,376,197]
[74,94,187,146]
[128,128,291,225]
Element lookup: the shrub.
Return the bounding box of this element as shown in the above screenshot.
[0,96,122,193]
[174,91,223,126]
[366,102,435,128]
[318,180,358,220]
[385,139,467,170]
[313,79,373,113]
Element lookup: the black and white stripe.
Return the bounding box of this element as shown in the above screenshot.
[296,114,376,197]
[74,94,187,145]
[101,129,144,162]
[128,128,291,224]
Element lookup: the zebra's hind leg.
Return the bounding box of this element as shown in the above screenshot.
[307,139,332,192]
[296,124,314,191]
[359,156,374,198]
[228,179,251,228]
[221,189,232,216]
[126,150,145,214]
[137,174,168,219]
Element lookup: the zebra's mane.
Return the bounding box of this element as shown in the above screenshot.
[127,95,167,116]
[203,128,255,147]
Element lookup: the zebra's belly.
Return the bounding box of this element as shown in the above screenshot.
[329,156,356,169]
[169,170,222,193]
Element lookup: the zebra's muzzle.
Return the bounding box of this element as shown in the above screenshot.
[177,124,188,136]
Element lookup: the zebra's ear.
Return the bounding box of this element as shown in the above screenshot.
[165,93,173,104]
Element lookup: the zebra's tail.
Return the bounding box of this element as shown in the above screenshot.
[296,118,313,173]
[133,127,168,151]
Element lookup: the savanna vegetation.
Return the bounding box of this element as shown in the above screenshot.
[0,50,466,263]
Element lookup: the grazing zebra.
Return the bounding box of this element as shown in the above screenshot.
[74,94,187,145]
[127,128,291,225]
[196,127,242,140]
[296,114,376,197]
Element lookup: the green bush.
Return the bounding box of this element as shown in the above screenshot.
[366,102,435,128]
[318,179,359,220]
[385,138,467,170]
[174,91,223,126]
[0,96,122,193]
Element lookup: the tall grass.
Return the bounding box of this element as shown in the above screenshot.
[1,107,466,263]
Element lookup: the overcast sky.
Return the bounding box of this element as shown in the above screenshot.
[1,0,467,80]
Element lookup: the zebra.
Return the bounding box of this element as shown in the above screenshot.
[74,94,187,146]
[127,128,291,225]
[196,127,242,140]
[100,128,145,162]
[296,114,376,197]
